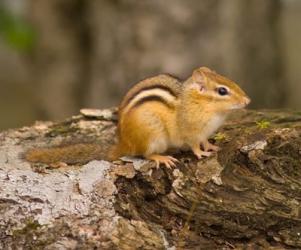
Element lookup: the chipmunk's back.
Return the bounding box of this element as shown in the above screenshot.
[119,74,182,114]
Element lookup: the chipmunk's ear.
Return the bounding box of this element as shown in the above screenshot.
[192,68,211,83]
[191,69,208,93]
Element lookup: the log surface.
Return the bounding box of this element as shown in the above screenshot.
[0,109,301,249]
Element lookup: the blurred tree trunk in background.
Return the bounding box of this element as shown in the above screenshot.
[28,0,286,120]
[281,0,301,108]
[28,0,88,119]
[218,0,286,108]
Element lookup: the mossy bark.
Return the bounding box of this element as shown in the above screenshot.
[0,109,301,249]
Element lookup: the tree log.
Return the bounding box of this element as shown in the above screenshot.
[0,109,301,249]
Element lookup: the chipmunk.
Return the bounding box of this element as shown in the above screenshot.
[26,67,250,168]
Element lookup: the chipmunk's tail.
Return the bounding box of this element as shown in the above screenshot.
[108,143,126,161]
[25,143,104,165]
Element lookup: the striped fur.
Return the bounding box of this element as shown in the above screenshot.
[120,74,181,114]
[122,84,177,108]
[131,95,175,110]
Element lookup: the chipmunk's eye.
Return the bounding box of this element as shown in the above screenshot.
[217,87,228,96]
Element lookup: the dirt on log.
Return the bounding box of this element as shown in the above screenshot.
[0,108,301,249]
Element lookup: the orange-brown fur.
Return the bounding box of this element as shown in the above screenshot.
[110,74,182,159]
[119,74,181,110]
[112,66,250,160]
[26,144,104,164]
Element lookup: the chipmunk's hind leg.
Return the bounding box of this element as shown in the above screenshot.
[120,107,165,153]
[120,103,179,168]
[146,154,179,169]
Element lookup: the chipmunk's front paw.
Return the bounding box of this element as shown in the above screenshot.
[202,140,220,152]
[192,147,212,159]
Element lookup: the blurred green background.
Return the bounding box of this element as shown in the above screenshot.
[0,0,300,130]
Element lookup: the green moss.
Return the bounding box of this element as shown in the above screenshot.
[213,132,228,141]
[256,120,271,129]
[12,219,41,237]
[11,219,58,249]
[46,123,79,137]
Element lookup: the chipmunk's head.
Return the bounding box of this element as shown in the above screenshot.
[184,67,250,112]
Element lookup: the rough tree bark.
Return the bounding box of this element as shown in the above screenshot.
[0,108,301,249]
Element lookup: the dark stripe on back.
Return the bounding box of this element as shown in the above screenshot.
[124,84,177,108]
[131,95,174,110]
